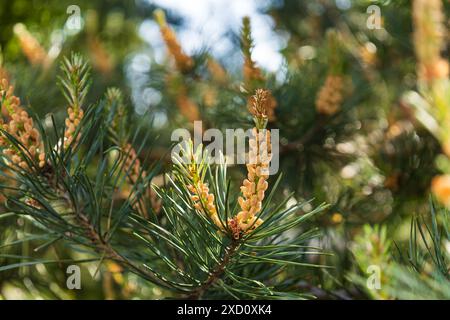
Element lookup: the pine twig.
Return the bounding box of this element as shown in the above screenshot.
[187,240,239,299]
[75,211,164,287]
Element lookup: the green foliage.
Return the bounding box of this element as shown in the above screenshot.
[350,199,449,300]
[0,54,330,299]
[58,53,91,111]
[0,0,449,300]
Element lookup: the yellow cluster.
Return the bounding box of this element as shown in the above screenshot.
[412,0,448,82]
[228,89,275,239]
[235,128,270,236]
[315,75,344,116]
[187,181,222,230]
[155,9,198,121]
[183,147,220,227]
[13,23,49,68]
[155,10,193,73]
[180,88,273,238]
[179,144,226,232]
[64,107,84,149]
[175,88,200,122]
[0,79,45,169]
[206,58,228,85]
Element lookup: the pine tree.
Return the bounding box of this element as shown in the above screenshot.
[0,0,449,300]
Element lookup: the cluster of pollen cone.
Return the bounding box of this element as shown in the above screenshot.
[64,107,84,149]
[188,181,223,230]
[155,10,193,73]
[0,79,45,170]
[185,89,273,240]
[315,75,344,116]
[233,128,271,237]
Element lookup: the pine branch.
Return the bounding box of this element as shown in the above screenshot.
[1,53,330,300]
[187,240,239,299]
[74,210,166,288]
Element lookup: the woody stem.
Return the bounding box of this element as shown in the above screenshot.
[75,211,166,287]
[187,240,239,299]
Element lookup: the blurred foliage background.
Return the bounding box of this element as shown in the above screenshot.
[0,0,448,299]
